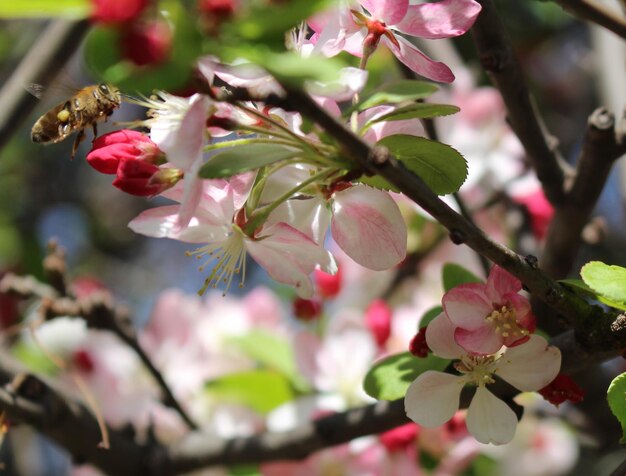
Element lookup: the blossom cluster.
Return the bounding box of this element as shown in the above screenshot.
[404,266,562,445]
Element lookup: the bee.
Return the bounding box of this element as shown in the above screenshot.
[31,83,122,159]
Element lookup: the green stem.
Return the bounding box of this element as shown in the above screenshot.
[244,168,336,235]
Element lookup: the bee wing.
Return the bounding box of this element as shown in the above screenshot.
[25,82,46,99]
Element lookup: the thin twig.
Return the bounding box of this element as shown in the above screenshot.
[472,0,570,206]
[542,108,626,278]
[549,0,626,39]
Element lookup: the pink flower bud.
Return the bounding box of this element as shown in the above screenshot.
[91,0,150,25]
[292,298,322,321]
[379,423,419,452]
[120,21,172,67]
[113,159,182,197]
[87,130,163,174]
[365,299,392,348]
[314,267,342,298]
[198,0,237,34]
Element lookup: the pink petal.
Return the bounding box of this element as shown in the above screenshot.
[405,371,463,427]
[507,293,535,333]
[128,206,226,243]
[331,186,406,270]
[425,312,464,359]
[442,284,491,330]
[394,0,482,39]
[466,387,517,445]
[485,265,521,303]
[358,105,425,142]
[384,35,454,83]
[246,223,337,298]
[496,336,561,391]
[454,325,503,355]
[361,0,408,25]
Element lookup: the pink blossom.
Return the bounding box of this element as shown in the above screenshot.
[309,0,482,82]
[405,329,561,445]
[128,175,336,297]
[365,299,393,348]
[442,265,536,354]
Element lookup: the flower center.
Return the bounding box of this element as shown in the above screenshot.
[485,304,528,339]
[187,226,247,296]
[455,355,497,387]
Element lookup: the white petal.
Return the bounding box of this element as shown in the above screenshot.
[466,386,517,445]
[425,312,464,359]
[495,335,561,391]
[405,371,463,427]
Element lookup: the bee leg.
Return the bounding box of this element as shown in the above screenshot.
[71,128,86,160]
[92,123,98,143]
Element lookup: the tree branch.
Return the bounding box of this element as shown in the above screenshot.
[471,0,570,206]
[0,274,199,431]
[549,0,626,39]
[542,108,626,278]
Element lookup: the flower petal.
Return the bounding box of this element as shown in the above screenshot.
[485,265,521,303]
[128,206,226,243]
[394,0,482,39]
[466,386,517,445]
[331,186,406,270]
[496,335,561,391]
[384,35,454,83]
[442,284,491,330]
[405,371,463,427]
[454,325,503,355]
[425,312,464,359]
[246,223,337,298]
[361,0,408,25]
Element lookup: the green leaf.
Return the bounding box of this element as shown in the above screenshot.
[581,261,626,304]
[363,352,449,401]
[223,0,332,46]
[419,306,443,329]
[366,135,467,195]
[355,80,438,111]
[367,103,460,124]
[0,0,89,18]
[199,144,301,178]
[205,370,294,414]
[608,372,626,443]
[560,278,626,311]
[442,263,484,292]
[228,330,309,391]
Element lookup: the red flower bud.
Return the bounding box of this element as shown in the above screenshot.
[314,267,342,299]
[73,349,95,374]
[87,130,163,174]
[113,159,182,197]
[120,21,172,67]
[198,0,237,34]
[409,327,430,358]
[365,299,392,348]
[379,423,419,452]
[539,374,585,406]
[91,0,150,25]
[292,298,322,321]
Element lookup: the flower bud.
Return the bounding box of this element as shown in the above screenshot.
[314,267,342,298]
[120,21,172,66]
[198,0,237,34]
[91,0,150,25]
[539,374,585,406]
[409,327,430,358]
[365,299,392,348]
[87,130,164,174]
[292,298,322,321]
[379,423,419,452]
[113,159,182,197]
